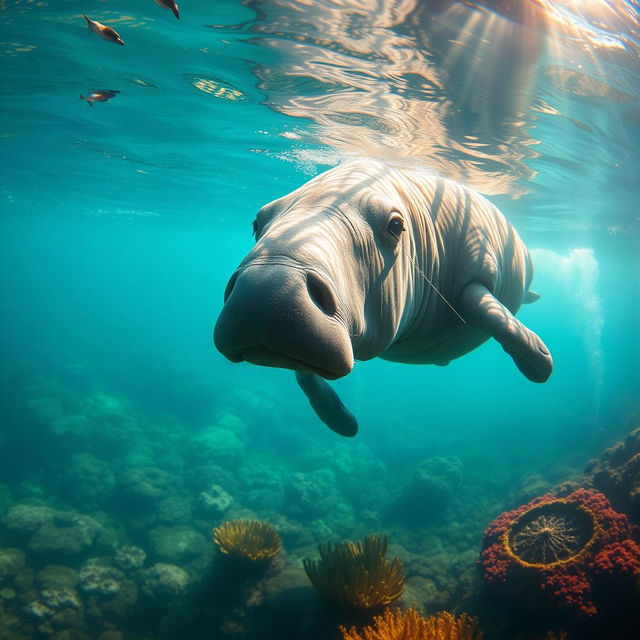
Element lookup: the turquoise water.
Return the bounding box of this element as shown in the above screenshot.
[1,1,639,639]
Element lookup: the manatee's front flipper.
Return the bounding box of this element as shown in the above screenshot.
[295,371,358,437]
[457,282,553,382]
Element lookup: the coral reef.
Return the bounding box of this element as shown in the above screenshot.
[213,519,281,562]
[303,534,404,609]
[340,608,483,640]
[480,488,640,619]
[395,457,464,522]
[139,563,190,600]
[584,425,640,523]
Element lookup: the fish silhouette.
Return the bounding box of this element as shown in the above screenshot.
[83,15,125,46]
[80,90,120,106]
[155,0,180,20]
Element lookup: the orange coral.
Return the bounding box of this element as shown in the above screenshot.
[212,519,281,561]
[340,608,483,640]
[303,534,403,609]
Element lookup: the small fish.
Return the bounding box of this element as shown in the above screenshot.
[83,15,125,46]
[80,90,120,106]
[155,0,180,20]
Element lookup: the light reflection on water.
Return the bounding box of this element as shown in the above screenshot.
[209,0,639,212]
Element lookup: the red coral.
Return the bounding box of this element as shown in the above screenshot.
[480,489,640,619]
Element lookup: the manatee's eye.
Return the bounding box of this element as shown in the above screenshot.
[387,215,405,239]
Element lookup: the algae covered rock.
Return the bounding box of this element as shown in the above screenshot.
[118,467,173,505]
[79,562,124,597]
[397,456,464,522]
[148,525,207,563]
[140,563,190,600]
[192,426,245,465]
[28,512,102,558]
[198,484,234,517]
[0,548,26,583]
[57,453,115,510]
[36,565,79,591]
[3,504,55,535]
[24,587,85,635]
[284,470,340,519]
[114,546,146,572]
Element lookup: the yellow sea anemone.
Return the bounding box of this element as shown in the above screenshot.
[340,608,483,640]
[212,519,281,561]
[303,534,404,609]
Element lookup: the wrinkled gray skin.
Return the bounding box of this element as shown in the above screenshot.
[214,159,553,437]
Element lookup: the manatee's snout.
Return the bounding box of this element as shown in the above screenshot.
[214,264,353,379]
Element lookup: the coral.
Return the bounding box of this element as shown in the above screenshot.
[192,425,245,465]
[284,469,341,519]
[3,504,54,534]
[148,525,207,563]
[480,488,640,618]
[57,453,115,510]
[398,457,464,522]
[584,425,640,523]
[118,467,174,505]
[36,565,79,591]
[140,563,190,600]
[27,511,102,558]
[114,545,146,572]
[199,484,234,517]
[340,608,483,640]
[79,562,124,597]
[213,519,281,561]
[303,534,404,609]
[0,548,25,583]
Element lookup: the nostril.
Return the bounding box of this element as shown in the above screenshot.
[306,272,337,317]
[223,272,239,303]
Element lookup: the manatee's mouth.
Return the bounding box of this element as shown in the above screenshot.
[228,348,346,380]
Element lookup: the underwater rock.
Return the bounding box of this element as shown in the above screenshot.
[237,462,285,513]
[395,456,464,522]
[24,587,85,635]
[80,392,138,453]
[153,496,193,526]
[480,488,640,623]
[148,525,207,563]
[57,453,115,511]
[114,546,146,572]
[198,484,234,517]
[79,562,124,597]
[118,467,174,506]
[191,425,245,465]
[28,512,102,559]
[36,566,79,591]
[139,563,190,601]
[270,515,314,548]
[79,560,138,626]
[3,504,55,535]
[584,425,640,523]
[284,470,340,519]
[0,548,26,583]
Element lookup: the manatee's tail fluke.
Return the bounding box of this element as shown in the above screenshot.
[295,371,358,437]
[524,290,540,304]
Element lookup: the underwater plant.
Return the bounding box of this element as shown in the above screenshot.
[303,534,404,609]
[480,488,640,618]
[340,607,483,640]
[212,519,281,561]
